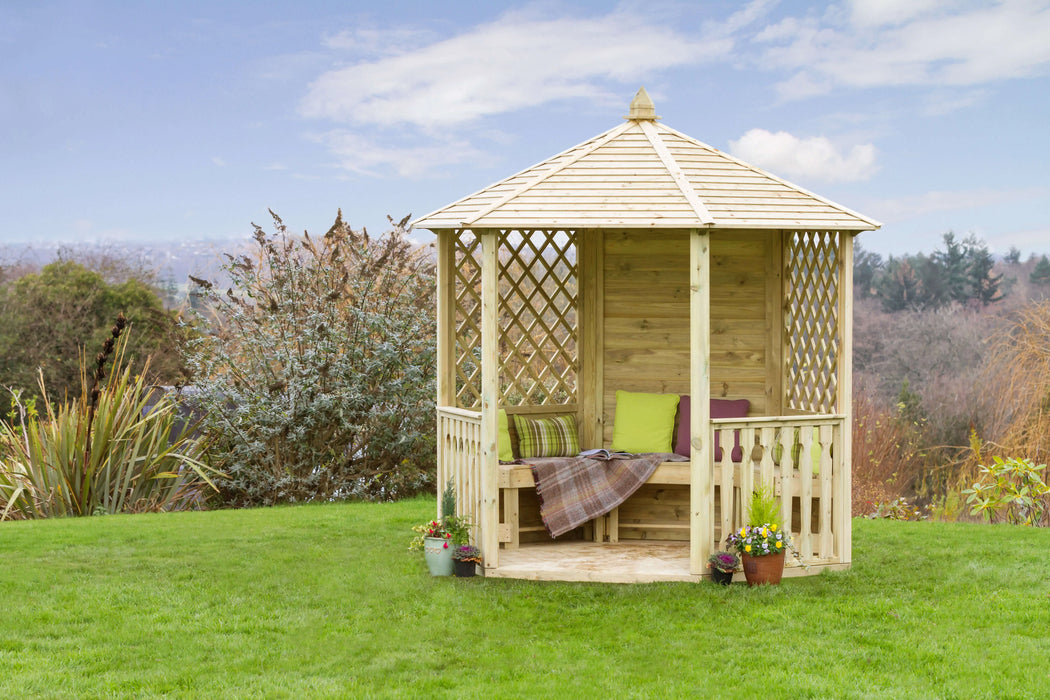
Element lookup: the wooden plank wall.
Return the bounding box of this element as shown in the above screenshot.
[602,229,772,445]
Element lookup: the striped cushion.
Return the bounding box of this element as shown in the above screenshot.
[513,414,579,458]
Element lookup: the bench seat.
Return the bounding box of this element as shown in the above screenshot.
[498,461,822,548]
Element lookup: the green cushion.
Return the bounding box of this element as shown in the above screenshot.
[498,409,514,462]
[610,391,680,454]
[773,427,824,475]
[513,414,579,458]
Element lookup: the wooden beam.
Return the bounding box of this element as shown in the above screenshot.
[837,233,855,565]
[689,229,712,576]
[480,230,500,569]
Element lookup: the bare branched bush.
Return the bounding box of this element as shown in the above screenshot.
[851,377,928,515]
[183,210,436,506]
[973,300,1050,462]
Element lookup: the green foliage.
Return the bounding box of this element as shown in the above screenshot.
[0,331,219,520]
[184,210,437,506]
[962,456,1050,526]
[0,259,184,404]
[746,484,783,529]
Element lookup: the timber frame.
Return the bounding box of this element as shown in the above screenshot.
[415,89,880,583]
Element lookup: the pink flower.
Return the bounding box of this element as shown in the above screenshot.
[443,542,449,549]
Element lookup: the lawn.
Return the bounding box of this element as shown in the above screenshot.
[1,498,1047,699]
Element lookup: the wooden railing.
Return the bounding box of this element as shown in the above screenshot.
[713,415,845,565]
[436,407,483,541]
[436,406,846,570]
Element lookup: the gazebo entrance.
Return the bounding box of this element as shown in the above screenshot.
[415,89,879,582]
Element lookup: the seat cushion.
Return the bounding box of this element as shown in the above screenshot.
[609,391,680,454]
[674,396,750,460]
[513,414,580,458]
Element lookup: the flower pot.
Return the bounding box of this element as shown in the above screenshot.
[453,559,478,577]
[710,568,734,585]
[742,551,785,586]
[423,536,454,576]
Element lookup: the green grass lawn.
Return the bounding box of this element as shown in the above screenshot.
[2,498,1048,699]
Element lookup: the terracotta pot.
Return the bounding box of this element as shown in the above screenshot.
[741,551,785,586]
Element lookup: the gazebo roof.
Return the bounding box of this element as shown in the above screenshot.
[413,88,880,232]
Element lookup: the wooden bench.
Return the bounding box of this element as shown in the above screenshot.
[498,460,823,548]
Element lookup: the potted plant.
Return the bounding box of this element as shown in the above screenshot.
[725,486,791,586]
[409,480,472,576]
[452,545,482,577]
[707,550,739,585]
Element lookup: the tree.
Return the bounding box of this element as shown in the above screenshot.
[1004,247,1022,265]
[853,244,883,298]
[1030,255,1050,286]
[932,232,970,304]
[876,257,923,312]
[183,211,436,506]
[965,238,1003,305]
[0,260,183,403]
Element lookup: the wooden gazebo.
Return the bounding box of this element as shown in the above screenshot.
[413,88,880,583]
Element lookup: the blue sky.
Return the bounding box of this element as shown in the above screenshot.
[2,0,1049,257]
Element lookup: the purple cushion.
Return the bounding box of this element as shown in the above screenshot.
[674,397,750,460]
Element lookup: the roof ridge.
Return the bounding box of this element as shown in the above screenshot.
[638,119,714,225]
[656,122,883,229]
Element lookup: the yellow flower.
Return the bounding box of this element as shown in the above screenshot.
[739,527,746,537]
[776,541,783,549]
[761,527,768,537]
[745,544,752,552]
[771,524,777,531]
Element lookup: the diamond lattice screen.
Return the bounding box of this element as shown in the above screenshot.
[453,230,578,408]
[784,232,841,414]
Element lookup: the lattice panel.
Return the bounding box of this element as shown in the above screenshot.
[452,229,578,408]
[498,230,578,405]
[784,232,841,413]
[453,231,483,408]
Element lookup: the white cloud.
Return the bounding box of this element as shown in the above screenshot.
[299,6,754,129]
[313,130,485,178]
[870,186,1048,221]
[729,128,877,183]
[848,0,948,28]
[758,1,1050,98]
[211,156,226,167]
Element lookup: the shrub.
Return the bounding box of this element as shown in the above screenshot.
[0,325,218,519]
[0,259,184,404]
[962,456,1050,526]
[183,211,436,506]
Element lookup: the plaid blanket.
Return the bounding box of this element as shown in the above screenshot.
[525,453,687,538]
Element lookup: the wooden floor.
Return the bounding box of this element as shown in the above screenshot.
[487,541,703,584]
[485,541,845,584]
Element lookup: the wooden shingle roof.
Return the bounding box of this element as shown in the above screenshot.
[413,88,880,232]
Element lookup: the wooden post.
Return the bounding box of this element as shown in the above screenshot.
[765,231,784,416]
[436,230,456,408]
[435,231,456,520]
[479,230,500,569]
[578,229,598,449]
[837,233,855,565]
[689,229,712,576]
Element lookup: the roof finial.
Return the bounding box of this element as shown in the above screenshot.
[626,86,658,120]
